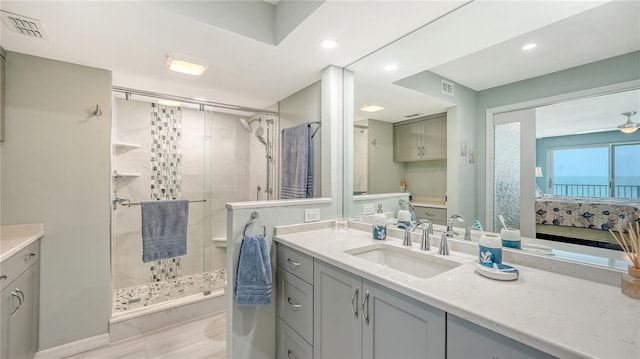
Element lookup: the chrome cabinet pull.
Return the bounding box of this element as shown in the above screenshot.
[0,275,7,283]
[15,288,24,302]
[24,253,36,262]
[287,349,296,359]
[10,290,22,316]
[286,258,301,269]
[361,290,370,325]
[287,297,301,309]
[351,287,359,317]
[421,146,425,156]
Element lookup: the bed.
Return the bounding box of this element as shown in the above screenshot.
[535,196,640,248]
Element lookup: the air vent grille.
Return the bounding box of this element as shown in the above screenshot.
[1,11,48,40]
[441,79,454,96]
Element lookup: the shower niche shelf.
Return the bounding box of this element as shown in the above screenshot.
[113,170,141,179]
[113,142,141,152]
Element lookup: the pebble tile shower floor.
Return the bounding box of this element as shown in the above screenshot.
[113,269,226,313]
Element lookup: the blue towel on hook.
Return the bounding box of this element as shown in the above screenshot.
[141,200,189,263]
[234,233,272,306]
[281,123,313,199]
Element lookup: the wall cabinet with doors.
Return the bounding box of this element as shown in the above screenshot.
[1,239,40,359]
[394,113,447,162]
[313,259,446,358]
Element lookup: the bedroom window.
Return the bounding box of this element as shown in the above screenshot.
[551,143,640,199]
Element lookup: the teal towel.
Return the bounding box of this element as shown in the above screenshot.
[234,233,272,306]
[141,200,189,263]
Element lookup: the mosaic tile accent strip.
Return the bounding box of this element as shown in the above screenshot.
[150,103,183,201]
[149,103,184,281]
[113,269,226,314]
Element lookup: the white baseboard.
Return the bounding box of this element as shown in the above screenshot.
[34,333,110,359]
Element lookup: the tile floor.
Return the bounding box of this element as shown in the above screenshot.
[66,312,226,359]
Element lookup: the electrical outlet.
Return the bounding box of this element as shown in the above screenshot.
[304,208,320,222]
[362,203,374,215]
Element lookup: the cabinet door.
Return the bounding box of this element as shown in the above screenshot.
[313,260,362,359]
[394,122,422,162]
[423,116,447,160]
[2,262,39,359]
[447,314,554,359]
[362,279,446,359]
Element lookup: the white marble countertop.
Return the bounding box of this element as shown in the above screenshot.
[274,226,639,359]
[1,223,44,262]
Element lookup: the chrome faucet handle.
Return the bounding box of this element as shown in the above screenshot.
[464,226,472,241]
[403,228,412,246]
[438,232,450,255]
[420,228,430,251]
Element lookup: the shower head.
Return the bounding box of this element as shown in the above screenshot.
[255,127,266,145]
[239,118,261,133]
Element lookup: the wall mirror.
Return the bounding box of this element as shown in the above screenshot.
[343,1,640,266]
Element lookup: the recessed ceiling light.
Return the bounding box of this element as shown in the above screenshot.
[165,53,207,76]
[384,64,398,72]
[321,40,337,49]
[360,104,384,112]
[522,43,537,51]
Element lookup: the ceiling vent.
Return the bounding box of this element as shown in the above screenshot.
[441,79,454,96]
[1,11,48,40]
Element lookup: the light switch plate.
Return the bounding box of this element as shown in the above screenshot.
[362,203,374,215]
[304,208,320,222]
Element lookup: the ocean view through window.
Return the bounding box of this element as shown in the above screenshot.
[551,143,640,199]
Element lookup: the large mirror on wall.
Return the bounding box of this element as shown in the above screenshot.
[344,1,640,257]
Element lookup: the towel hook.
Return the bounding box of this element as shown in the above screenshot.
[243,211,266,237]
[93,104,103,116]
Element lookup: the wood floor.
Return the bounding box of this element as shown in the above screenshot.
[66,312,226,359]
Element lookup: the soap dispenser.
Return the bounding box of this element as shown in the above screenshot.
[397,203,411,229]
[372,204,387,240]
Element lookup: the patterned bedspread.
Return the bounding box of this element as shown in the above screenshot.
[535,196,640,230]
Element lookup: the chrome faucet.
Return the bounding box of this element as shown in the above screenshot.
[404,220,433,250]
[439,231,451,255]
[446,214,465,237]
[464,226,473,241]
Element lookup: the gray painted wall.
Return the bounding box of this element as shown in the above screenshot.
[477,50,640,224]
[1,52,112,349]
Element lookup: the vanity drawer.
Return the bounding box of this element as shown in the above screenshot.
[1,240,40,291]
[277,244,313,284]
[277,267,313,345]
[414,206,447,225]
[277,318,313,359]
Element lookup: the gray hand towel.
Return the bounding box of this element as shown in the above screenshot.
[234,233,272,306]
[141,200,189,263]
[281,123,313,199]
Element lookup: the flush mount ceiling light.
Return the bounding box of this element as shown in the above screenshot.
[360,104,384,113]
[522,43,537,51]
[384,64,398,72]
[165,53,207,76]
[321,39,337,49]
[618,111,639,134]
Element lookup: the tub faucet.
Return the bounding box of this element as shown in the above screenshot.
[446,214,465,237]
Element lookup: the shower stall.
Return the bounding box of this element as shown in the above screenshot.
[110,88,278,322]
[240,116,276,200]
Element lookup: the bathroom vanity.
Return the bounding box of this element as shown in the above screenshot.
[1,224,43,359]
[274,221,639,359]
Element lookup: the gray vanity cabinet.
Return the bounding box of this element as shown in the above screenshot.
[1,246,40,359]
[447,315,555,359]
[313,260,446,359]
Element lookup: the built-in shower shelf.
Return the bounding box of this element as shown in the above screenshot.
[113,170,141,179]
[113,142,141,151]
[212,237,227,248]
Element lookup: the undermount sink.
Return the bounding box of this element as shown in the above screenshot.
[345,243,461,279]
